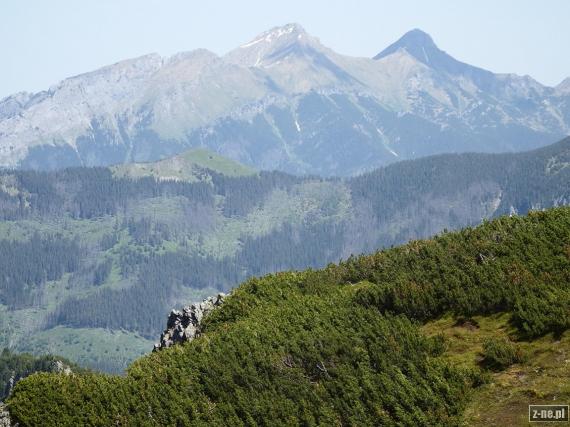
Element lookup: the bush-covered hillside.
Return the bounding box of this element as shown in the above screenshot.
[6,207,569,426]
[0,349,82,401]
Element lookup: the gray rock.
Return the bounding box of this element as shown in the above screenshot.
[0,403,12,427]
[3,377,14,400]
[153,293,226,351]
[52,360,72,376]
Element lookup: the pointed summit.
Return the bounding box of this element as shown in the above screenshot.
[225,23,324,67]
[374,29,495,89]
[374,29,438,61]
[242,23,308,47]
[374,29,445,64]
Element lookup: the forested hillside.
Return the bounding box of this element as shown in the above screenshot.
[0,139,568,372]
[6,207,570,426]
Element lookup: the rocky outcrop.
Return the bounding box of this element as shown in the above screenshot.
[153,293,226,351]
[52,360,72,376]
[2,377,14,401]
[0,403,12,427]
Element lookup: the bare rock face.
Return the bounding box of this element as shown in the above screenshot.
[153,293,226,351]
[52,360,72,376]
[2,377,14,403]
[0,403,12,427]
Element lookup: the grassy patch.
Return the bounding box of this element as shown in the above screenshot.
[422,314,570,426]
[112,148,256,182]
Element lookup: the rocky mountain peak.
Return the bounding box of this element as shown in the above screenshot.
[224,23,323,67]
[255,23,308,42]
[241,23,309,48]
[374,28,496,90]
[374,28,439,61]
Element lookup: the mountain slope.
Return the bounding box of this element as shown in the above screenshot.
[0,138,567,372]
[1,24,569,175]
[6,207,570,425]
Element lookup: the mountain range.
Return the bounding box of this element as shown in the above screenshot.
[1,24,569,176]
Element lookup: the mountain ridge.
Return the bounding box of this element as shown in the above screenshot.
[1,23,569,176]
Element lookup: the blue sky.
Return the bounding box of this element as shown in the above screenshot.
[1,0,569,98]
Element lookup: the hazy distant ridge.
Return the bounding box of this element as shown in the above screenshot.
[1,24,569,175]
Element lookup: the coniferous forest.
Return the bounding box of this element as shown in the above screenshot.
[0,138,567,373]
